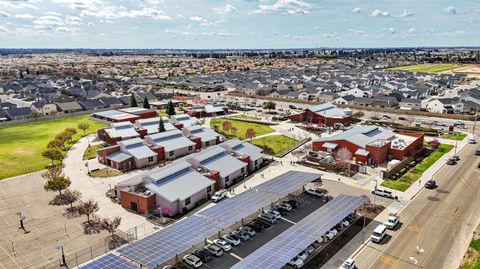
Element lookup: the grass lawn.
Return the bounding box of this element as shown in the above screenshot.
[0,115,106,179]
[90,168,122,177]
[471,240,480,252]
[210,118,274,140]
[441,132,467,141]
[250,135,298,156]
[231,114,261,121]
[83,145,103,160]
[386,64,460,73]
[381,144,454,192]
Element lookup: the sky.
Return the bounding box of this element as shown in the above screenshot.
[0,0,479,49]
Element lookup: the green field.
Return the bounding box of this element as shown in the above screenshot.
[83,145,103,160]
[386,64,460,73]
[231,114,262,121]
[251,135,298,156]
[381,144,454,192]
[441,132,467,141]
[210,118,274,140]
[0,115,106,179]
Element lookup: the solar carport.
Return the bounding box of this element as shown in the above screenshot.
[231,195,366,269]
[93,171,322,268]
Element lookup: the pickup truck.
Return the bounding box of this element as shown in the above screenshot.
[371,188,398,199]
[384,215,399,229]
[211,189,227,203]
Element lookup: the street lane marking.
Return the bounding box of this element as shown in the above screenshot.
[380,255,398,267]
[230,253,243,260]
[280,217,296,225]
[406,225,423,233]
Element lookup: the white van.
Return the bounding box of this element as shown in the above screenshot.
[371,224,387,243]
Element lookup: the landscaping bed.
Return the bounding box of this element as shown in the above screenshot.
[210,118,275,140]
[231,114,261,121]
[83,145,104,160]
[441,132,466,141]
[250,135,298,156]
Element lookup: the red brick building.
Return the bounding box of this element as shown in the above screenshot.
[291,102,351,127]
[312,125,424,165]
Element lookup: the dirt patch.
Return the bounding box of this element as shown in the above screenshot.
[13,148,35,156]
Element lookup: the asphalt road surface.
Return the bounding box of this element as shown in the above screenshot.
[354,143,480,269]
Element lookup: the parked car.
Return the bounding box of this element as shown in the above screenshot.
[240,226,256,237]
[384,215,399,229]
[305,245,315,255]
[276,202,293,211]
[232,230,250,241]
[213,239,232,252]
[192,249,212,263]
[288,257,304,268]
[286,199,298,208]
[258,212,277,224]
[211,189,227,203]
[305,188,327,197]
[289,105,297,109]
[339,258,356,269]
[254,218,273,228]
[425,180,436,189]
[246,222,263,232]
[398,116,406,121]
[273,206,288,215]
[204,244,223,257]
[324,230,335,240]
[371,188,398,199]
[468,138,477,144]
[341,219,350,227]
[222,234,241,246]
[183,254,203,268]
[475,148,480,155]
[296,251,308,261]
[446,157,456,165]
[329,228,338,237]
[266,210,282,220]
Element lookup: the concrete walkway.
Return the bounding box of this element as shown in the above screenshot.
[63,135,157,235]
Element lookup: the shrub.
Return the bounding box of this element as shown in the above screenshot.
[400,168,407,174]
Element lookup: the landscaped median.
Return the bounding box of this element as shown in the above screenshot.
[210,118,275,140]
[441,131,467,141]
[381,143,454,191]
[83,145,104,160]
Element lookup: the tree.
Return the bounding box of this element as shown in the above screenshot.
[245,128,255,139]
[222,120,232,132]
[42,165,71,196]
[230,127,237,136]
[143,97,150,109]
[405,116,415,127]
[62,189,82,210]
[353,111,365,119]
[158,119,166,133]
[77,121,90,135]
[42,147,64,165]
[101,217,122,239]
[263,101,276,112]
[335,147,352,173]
[30,109,41,122]
[167,100,176,116]
[78,199,99,224]
[130,95,138,107]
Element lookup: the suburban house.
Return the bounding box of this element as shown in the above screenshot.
[170,114,200,128]
[219,139,264,172]
[400,98,422,111]
[182,125,221,149]
[185,146,248,189]
[312,125,424,165]
[426,98,464,114]
[79,99,105,111]
[97,122,143,145]
[4,107,31,120]
[99,97,124,108]
[30,101,58,116]
[333,95,356,105]
[134,117,177,135]
[56,101,83,113]
[97,138,158,171]
[290,102,352,127]
[115,160,215,216]
[144,129,196,161]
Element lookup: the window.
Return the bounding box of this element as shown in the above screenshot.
[225,176,229,183]
[241,167,245,173]
[185,197,191,206]
[254,160,258,165]
[207,186,212,192]
[188,146,193,151]
[169,151,174,156]
[205,141,210,146]
[148,156,154,162]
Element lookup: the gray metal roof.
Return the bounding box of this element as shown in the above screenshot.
[118,138,157,160]
[106,151,133,162]
[308,102,348,118]
[146,129,195,152]
[185,125,219,142]
[172,114,199,127]
[314,125,395,148]
[193,146,247,177]
[136,117,176,134]
[105,123,139,139]
[220,139,263,161]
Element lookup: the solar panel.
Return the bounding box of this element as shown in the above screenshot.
[80,254,138,269]
[232,195,365,269]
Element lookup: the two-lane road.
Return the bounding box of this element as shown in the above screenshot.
[355,144,480,269]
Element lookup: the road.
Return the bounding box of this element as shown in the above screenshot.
[354,143,480,269]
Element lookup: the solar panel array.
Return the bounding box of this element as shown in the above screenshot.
[109,171,320,269]
[232,195,365,269]
[80,254,138,269]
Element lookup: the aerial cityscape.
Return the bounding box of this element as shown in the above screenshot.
[0,1,480,269]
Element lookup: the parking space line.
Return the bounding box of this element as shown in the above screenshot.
[280,217,296,225]
[230,253,243,261]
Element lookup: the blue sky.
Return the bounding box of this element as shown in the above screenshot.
[0,0,478,49]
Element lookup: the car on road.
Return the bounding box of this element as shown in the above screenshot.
[222,234,241,246]
[213,239,232,252]
[371,188,398,199]
[446,157,457,165]
[384,215,399,229]
[370,224,387,243]
[475,148,480,155]
[339,258,356,269]
[468,138,477,144]
[425,180,436,189]
[289,105,297,109]
[305,188,327,197]
[162,266,176,269]
[398,116,406,121]
[451,154,460,161]
[288,257,304,268]
[192,249,212,263]
[183,254,203,268]
[204,244,223,257]
[211,189,227,203]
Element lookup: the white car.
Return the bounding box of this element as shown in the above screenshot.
[341,219,350,227]
[213,239,232,252]
[288,257,304,268]
[240,226,256,237]
[296,251,308,261]
[204,244,223,257]
[266,210,282,220]
[329,228,338,236]
[339,258,356,269]
[384,215,399,229]
[222,234,241,246]
[183,254,203,268]
[468,138,477,144]
[305,188,326,197]
[211,189,227,203]
[324,231,335,240]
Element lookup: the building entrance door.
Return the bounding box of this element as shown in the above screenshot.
[130,201,138,212]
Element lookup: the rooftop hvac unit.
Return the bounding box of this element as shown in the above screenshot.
[145,190,151,196]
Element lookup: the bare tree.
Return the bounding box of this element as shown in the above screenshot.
[30,109,42,122]
[101,217,122,239]
[62,189,82,211]
[335,147,352,173]
[78,199,99,224]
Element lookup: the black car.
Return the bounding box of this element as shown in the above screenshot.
[246,222,263,233]
[192,249,212,263]
[254,218,273,229]
[425,180,436,189]
[289,105,297,109]
[273,206,288,215]
[286,200,298,208]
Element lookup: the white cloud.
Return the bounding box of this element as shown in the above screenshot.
[251,0,314,15]
[213,4,238,15]
[34,15,64,26]
[382,27,396,34]
[51,0,103,11]
[0,11,11,17]
[65,15,82,25]
[190,16,207,22]
[118,8,172,20]
[352,7,362,13]
[15,13,35,20]
[406,27,417,36]
[443,6,456,15]
[371,9,389,17]
[45,11,62,16]
[0,1,39,10]
[399,9,414,18]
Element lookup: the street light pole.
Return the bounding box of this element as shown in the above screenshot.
[56,245,66,266]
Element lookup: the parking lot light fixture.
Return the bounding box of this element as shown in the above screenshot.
[55,245,66,266]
